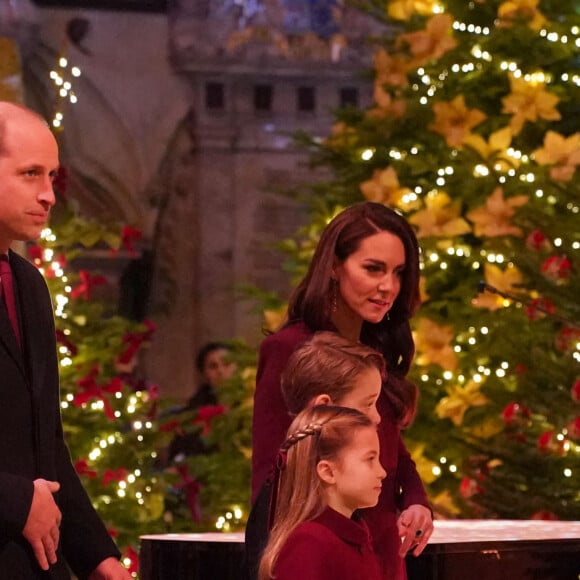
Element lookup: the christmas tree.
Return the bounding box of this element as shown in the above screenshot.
[261,0,580,520]
[30,194,183,575]
[160,341,256,533]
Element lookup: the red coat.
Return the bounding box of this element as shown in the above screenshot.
[273,508,382,580]
[251,322,430,580]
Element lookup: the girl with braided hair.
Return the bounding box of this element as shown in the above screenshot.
[251,202,433,580]
[258,405,386,580]
[245,331,386,579]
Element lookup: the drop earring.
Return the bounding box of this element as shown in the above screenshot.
[330,279,338,313]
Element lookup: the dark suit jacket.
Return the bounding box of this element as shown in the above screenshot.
[0,250,119,579]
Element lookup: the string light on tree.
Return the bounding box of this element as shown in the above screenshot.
[49,56,82,128]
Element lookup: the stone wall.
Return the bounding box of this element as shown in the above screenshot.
[5,1,376,399]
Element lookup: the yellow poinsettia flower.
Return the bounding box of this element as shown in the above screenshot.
[408,191,471,238]
[325,122,358,149]
[498,0,546,30]
[387,0,441,20]
[369,85,407,119]
[263,306,287,332]
[466,186,528,237]
[435,380,490,426]
[359,166,412,209]
[501,74,561,135]
[399,14,458,66]
[533,131,580,182]
[431,490,461,518]
[409,443,439,484]
[429,95,486,147]
[374,48,410,88]
[468,417,505,439]
[463,127,519,171]
[471,263,524,310]
[414,318,458,371]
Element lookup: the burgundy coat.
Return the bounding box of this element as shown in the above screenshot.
[273,508,382,580]
[251,322,430,580]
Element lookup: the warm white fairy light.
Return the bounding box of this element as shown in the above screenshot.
[89,448,102,461]
[49,56,81,128]
[473,164,489,177]
[361,148,374,160]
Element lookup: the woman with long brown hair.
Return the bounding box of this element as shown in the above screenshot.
[251,201,433,580]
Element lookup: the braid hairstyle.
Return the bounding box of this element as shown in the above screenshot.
[281,331,386,415]
[258,405,374,580]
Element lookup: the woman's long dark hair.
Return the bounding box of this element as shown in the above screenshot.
[287,202,421,421]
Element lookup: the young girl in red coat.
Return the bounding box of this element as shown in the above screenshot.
[245,331,387,578]
[258,405,386,580]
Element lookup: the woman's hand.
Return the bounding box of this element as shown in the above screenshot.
[397,504,433,557]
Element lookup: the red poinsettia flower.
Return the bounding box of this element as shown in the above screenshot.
[73,368,122,420]
[572,379,580,402]
[459,476,482,498]
[541,255,571,281]
[28,245,44,263]
[102,468,128,487]
[524,296,555,321]
[555,327,580,353]
[525,229,550,251]
[74,458,97,478]
[116,320,157,365]
[567,416,580,439]
[159,419,184,436]
[537,430,566,455]
[194,404,226,435]
[174,464,202,522]
[70,270,108,300]
[501,402,531,426]
[121,545,139,575]
[121,225,143,257]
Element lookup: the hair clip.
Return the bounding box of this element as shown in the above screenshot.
[275,450,287,471]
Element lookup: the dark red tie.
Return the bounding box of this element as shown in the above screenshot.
[0,256,21,347]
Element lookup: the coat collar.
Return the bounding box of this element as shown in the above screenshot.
[7,249,43,384]
[0,251,24,371]
[313,507,372,549]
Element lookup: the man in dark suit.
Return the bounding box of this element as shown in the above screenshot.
[0,101,131,579]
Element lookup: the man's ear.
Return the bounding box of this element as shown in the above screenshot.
[317,460,336,485]
[311,393,332,406]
